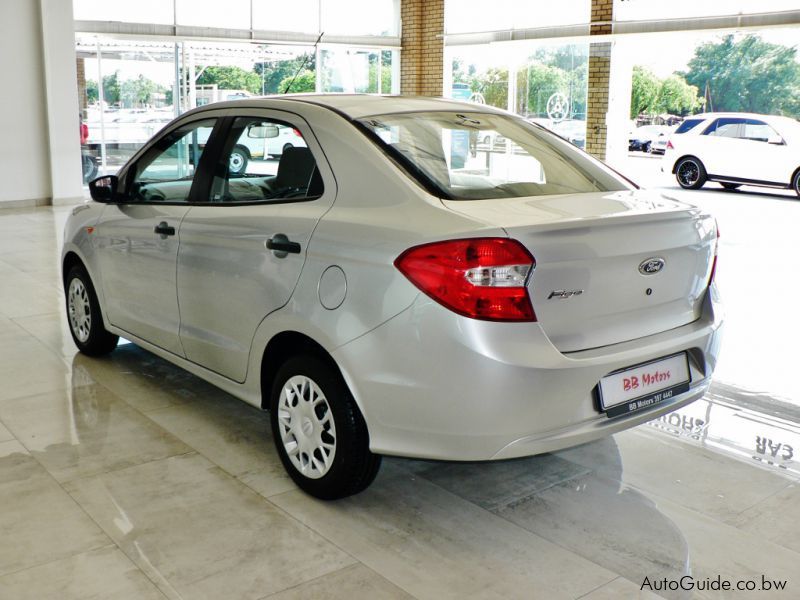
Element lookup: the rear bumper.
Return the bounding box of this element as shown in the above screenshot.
[333,286,723,462]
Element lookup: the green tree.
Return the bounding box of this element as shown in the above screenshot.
[279,70,316,94]
[656,75,701,116]
[681,34,800,116]
[254,53,316,95]
[102,71,120,105]
[470,67,508,109]
[630,66,660,119]
[120,75,157,108]
[196,66,262,95]
[519,63,568,117]
[86,80,99,104]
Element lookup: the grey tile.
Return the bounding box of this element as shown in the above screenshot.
[579,577,661,599]
[0,383,192,483]
[65,453,355,600]
[0,546,166,600]
[727,483,800,554]
[264,564,415,600]
[0,441,110,576]
[270,469,616,600]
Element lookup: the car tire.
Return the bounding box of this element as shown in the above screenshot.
[675,156,707,190]
[282,143,294,155]
[229,146,249,175]
[81,154,98,183]
[644,142,652,154]
[721,182,741,191]
[270,354,381,500]
[792,170,800,198]
[65,265,119,356]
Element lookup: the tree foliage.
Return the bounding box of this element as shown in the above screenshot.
[254,53,316,95]
[279,70,316,94]
[630,67,702,118]
[196,65,262,95]
[630,66,660,119]
[681,34,800,116]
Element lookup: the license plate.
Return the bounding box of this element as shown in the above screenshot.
[598,353,691,418]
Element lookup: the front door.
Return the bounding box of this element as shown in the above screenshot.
[176,111,336,382]
[95,117,219,356]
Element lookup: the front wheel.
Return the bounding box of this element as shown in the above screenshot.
[792,170,800,198]
[675,157,707,190]
[65,265,119,356]
[270,355,381,499]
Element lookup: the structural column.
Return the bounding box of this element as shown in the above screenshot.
[585,0,613,159]
[400,0,444,96]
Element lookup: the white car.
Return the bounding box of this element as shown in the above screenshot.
[229,122,308,174]
[65,95,723,499]
[663,112,800,195]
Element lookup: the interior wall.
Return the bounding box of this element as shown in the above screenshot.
[0,0,51,205]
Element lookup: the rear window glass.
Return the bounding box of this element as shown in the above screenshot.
[357,111,629,200]
[674,118,704,134]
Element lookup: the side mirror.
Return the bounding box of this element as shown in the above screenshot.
[768,135,785,145]
[89,175,118,203]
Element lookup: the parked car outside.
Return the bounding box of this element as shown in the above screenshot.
[629,125,674,154]
[549,118,587,149]
[663,112,800,195]
[65,95,722,499]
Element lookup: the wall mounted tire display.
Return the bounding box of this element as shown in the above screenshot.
[270,354,381,499]
[65,265,119,356]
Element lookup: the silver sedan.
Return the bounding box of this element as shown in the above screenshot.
[63,95,723,499]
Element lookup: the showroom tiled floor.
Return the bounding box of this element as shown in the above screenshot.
[0,205,799,599]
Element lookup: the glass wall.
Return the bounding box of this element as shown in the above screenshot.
[446,0,589,34]
[614,0,800,21]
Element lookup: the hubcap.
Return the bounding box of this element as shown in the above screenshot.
[277,375,336,479]
[229,153,244,172]
[678,161,699,186]
[68,278,92,343]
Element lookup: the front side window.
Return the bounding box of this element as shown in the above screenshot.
[703,118,745,138]
[358,111,628,200]
[209,117,322,203]
[743,119,779,142]
[128,119,216,202]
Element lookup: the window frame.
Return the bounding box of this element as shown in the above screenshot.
[701,117,746,138]
[114,107,334,208]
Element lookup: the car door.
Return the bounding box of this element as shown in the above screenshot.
[740,119,794,185]
[696,117,746,177]
[94,116,222,356]
[176,110,336,382]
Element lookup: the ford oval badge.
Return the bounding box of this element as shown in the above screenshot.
[639,257,666,275]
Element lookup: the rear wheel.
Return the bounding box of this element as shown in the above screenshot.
[675,157,707,190]
[65,265,119,356]
[282,143,294,155]
[792,170,800,198]
[721,182,741,190]
[229,146,249,175]
[270,355,381,499]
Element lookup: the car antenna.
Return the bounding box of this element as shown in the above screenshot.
[283,32,324,94]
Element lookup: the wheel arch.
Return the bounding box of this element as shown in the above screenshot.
[62,250,85,285]
[672,154,703,174]
[790,165,800,189]
[233,143,251,159]
[260,330,344,410]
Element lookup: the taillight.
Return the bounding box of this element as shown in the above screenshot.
[666,140,674,150]
[292,128,302,137]
[394,238,536,322]
[708,222,719,286]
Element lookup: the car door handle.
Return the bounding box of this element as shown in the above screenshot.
[266,234,301,256]
[154,221,176,236]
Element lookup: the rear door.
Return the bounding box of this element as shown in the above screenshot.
[740,119,794,185]
[696,117,746,176]
[176,110,336,382]
[95,116,221,356]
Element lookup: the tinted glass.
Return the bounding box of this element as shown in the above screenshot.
[703,118,745,138]
[674,118,704,134]
[743,119,779,142]
[129,119,217,202]
[209,117,322,203]
[358,111,628,200]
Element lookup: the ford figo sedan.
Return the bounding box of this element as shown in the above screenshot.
[64,95,723,499]
[664,112,800,195]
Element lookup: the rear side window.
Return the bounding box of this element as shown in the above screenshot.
[209,117,322,203]
[674,118,704,134]
[357,111,629,200]
[742,119,779,143]
[703,118,745,138]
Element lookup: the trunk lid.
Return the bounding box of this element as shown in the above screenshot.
[442,190,717,352]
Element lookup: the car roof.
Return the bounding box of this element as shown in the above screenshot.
[185,93,510,120]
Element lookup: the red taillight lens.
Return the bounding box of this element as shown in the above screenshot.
[292,128,302,137]
[708,222,719,286]
[394,238,536,322]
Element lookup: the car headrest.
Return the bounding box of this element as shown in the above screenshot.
[276,147,316,190]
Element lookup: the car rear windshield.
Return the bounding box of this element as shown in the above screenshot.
[356,111,630,200]
[674,118,704,134]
